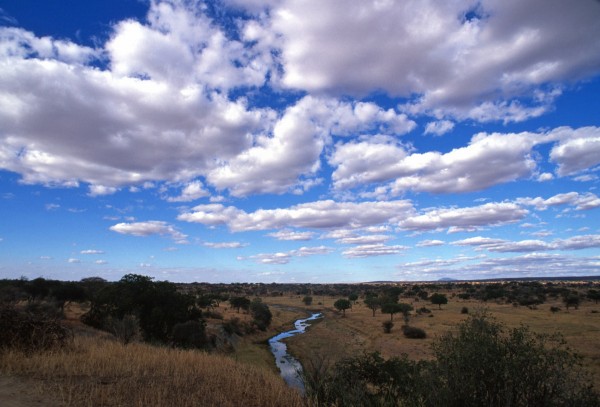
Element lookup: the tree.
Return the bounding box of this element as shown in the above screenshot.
[381,303,405,321]
[364,296,381,317]
[397,303,413,325]
[250,298,272,331]
[348,293,359,307]
[334,299,351,316]
[229,296,251,313]
[587,289,600,304]
[430,293,448,309]
[382,320,394,333]
[563,293,580,310]
[302,295,313,306]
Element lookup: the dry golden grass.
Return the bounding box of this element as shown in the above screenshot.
[262,294,600,389]
[0,334,303,407]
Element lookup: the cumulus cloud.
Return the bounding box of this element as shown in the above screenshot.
[246,245,333,264]
[67,258,80,264]
[342,243,408,258]
[165,181,209,202]
[202,241,247,249]
[424,120,454,136]
[452,234,600,252]
[251,0,600,118]
[516,192,600,211]
[267,229,314,241]
[399,202,528,232]
[416,239,445,247]
[178,199,415,232]
[549,126,600,177]
[331,131,543,193]
[109,220,188,244]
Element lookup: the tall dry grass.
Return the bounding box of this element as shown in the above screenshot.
[0,335,303,407]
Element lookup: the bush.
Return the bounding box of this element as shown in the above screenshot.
[550,306,561,313]
[402,326,427,339]
[382,321,394,333]
[461,306,469,314]
[171,320,207,349]
[417,307,431,315]
[0,304,71,353]
[105,314,140,344]
[222,317,246,336]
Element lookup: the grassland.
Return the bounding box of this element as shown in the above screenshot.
[261,293,600,389]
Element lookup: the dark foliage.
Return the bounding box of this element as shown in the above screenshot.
[402,325,426,339]
[382,320,394,333]
[0,304,71,353]
[249,298,272,331]
[171,320,208,349]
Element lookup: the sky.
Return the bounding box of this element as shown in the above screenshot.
[1,0,600,283]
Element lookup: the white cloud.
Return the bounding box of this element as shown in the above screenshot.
[88,185,118,197]
[331,131,542,193]
[178,199,415,231]
[335,235,392,245]
[537,172,554,182]
[267,229,314,241]
[416,239,445,247]
[202,241,247,249]
[549,126,600,176]
[80,249,105,255]
[424,120,454,136]
[165,181,209,202]
[399,202,528,232]
[342,243,408,258]
[517,192,600,211]
[109,220,188,244]
[45,203,60,211]
[67,258,80,263]
[452,234,600,252]
[95,260,108,265]
[247,245,333,264]
[256,0,600,118]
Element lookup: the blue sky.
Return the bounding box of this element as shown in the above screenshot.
[1,0,600,283]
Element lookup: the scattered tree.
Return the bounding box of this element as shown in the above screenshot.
[250,298,272,331]
[364,295,381,317]
[334,298,351,316]
[302,295,313,306]
[229,296,251,313]
[430,293,448,310]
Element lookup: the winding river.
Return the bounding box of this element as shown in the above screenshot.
[268,312,323,394]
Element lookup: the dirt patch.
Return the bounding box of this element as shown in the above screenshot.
[0,375,60,407]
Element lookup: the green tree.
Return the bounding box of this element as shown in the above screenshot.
[364,296,381,317]
[249,298,272,331]
[302,295,313,306]
[588,289,600,304]
[334,298,351,316]
[563,292,580,310]
[397,303,413,325]
[381,303,405,321]
[430,293,448,309]
[229,296,251,313]
[348,293,359,307]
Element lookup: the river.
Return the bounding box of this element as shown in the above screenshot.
[268,312,323,394]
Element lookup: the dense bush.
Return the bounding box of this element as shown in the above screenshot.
[461,306,469,314]
[0,304,71,353]
[382,321,394,333]
[249,298,272,331]
[171,320,208,349]
[402,325,426,339]
[304,312,599,407]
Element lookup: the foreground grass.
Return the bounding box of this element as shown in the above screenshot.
[0,335,303,407]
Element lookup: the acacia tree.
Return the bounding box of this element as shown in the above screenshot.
[229,296,251,313]
[382,303,404,321]
[430,293,448,310]
[334,298,351,316]
[364,296,381,317]
[302,295,313,306]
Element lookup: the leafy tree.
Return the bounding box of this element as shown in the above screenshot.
[171,320,207,349]
[587,289,600,304]
[563,292,580,310]
[249,298,272,331]
[397,303,413,325]
[364,295,381,317]
[334,298,351,316]
[348,293,359,306]
[52,282,87,310]
[302,295,313,306]
[430,293,448,309]
[381,303,405,321]
[229,296,251,313]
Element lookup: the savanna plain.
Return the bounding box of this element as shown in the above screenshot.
[1,277,599,406]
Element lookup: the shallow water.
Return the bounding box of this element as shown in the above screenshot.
[268,312,323,394]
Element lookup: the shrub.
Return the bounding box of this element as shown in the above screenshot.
[417,307,431,315]
[402,326,427,339]
[461,306,469,314]
[222,317,245,336]
[550,306,561,313]
[105,314,140,345]
[0,304,71,353]
[382,321,394,333]
[171,320,207,349]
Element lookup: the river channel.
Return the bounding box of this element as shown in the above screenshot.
[268,312,323,394]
